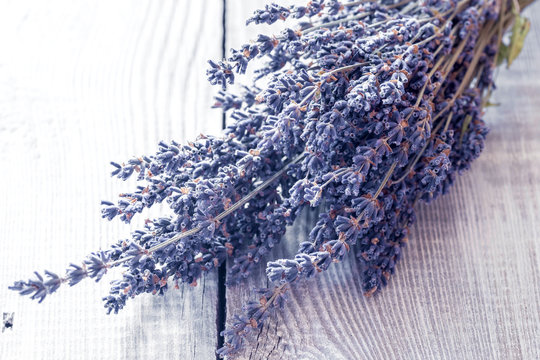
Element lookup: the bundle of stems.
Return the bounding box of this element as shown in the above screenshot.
[9,0,534,358]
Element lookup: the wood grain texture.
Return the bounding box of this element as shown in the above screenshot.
[224,2,540,359]
[1,1,540,360]
[0,1,223,359]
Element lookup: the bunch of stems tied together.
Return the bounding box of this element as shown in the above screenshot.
[10,0,534,358]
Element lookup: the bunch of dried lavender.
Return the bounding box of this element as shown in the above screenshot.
[10,0,533,358]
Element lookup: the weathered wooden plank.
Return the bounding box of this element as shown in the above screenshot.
[224,2,540,359]
[0,1,223,359]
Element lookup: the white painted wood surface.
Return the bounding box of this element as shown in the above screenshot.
[0,1,223,359]
[0,1,539,359]
[224,1,540,359]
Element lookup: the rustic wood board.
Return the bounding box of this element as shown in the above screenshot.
[0,1,223,359]
[223,1,540,359]
[0,1,539,360]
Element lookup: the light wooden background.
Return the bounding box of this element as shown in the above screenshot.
[0,1,539,359]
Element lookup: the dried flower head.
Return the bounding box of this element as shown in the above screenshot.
[9,0,534,358]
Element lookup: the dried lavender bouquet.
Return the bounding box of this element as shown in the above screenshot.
[9,0,534,357]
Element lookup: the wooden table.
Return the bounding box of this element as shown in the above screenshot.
[1,1,539,359]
